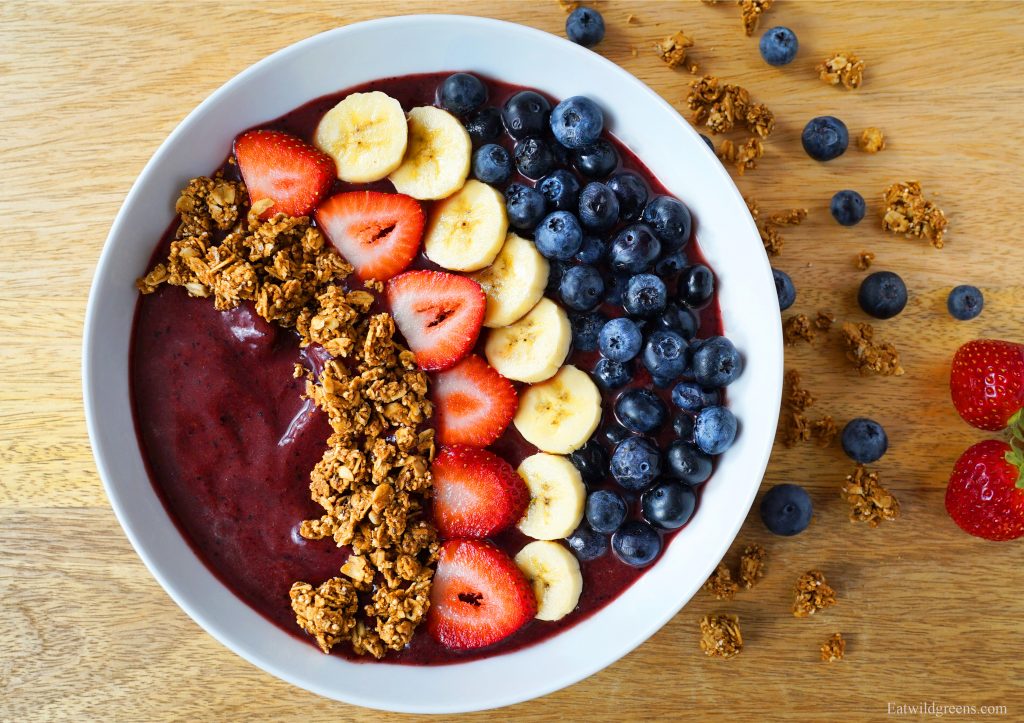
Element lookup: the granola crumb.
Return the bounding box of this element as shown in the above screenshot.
[557,0,580,12]
[783,314,816,345]
[767,208,808,226]
[687,76,774,137]
[716,137,763,174]
[859,127,886,153]
[657,31,696,71]
[738,544,766,589]
[782,370,818,447]
[699,614,743,658]
[882,181,948,248]
[784,369,815,412]
[843,465,901,526]
[760,224,784,255]
[812,415,837,447]
[744,196,760,220]
[739,0,773,36]
[703,562,740,600]
[793,570,837,618]
[752,207,805,255]
[856,251,876,270]
[821,633,846,662]
[840,322,904,376]
[782,410,812,447]
[814,310,835,331]
[364,278,384,293]
[817,51,865,89]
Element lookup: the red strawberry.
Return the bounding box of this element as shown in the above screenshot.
[315,191,425,282]
[431,445,529,539]
[950,339,1024,431]
[386,270,485,371]
[234,129,335,219]
[427,539,537,650]
[945,439,1024,541]
[431,354,518,447]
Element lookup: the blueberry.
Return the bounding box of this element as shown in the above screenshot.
[505,183,546,231]
[535,211,584,260]
[642,330,688,379]
[694,405,738,455]
[578,182,620,232]
[513,136,555,180]
[615,388,667,434]
[438,73,488,116]
[699,133,714,152]
[841,417,888,463]
[641,196,692,251]
[672,413,695,442]
[759,26,798,66]
[607,171,649,222]
[858,271,907,319]
[550,96,604,149]
[759,483,812,536]
[570,439,610,487]
[570,311,607,352]
[655,250,689,277]
[604,423,633,445]
[641,481,697,530]
[657,302,698,340]
[671,381,720,412]
[948,285,984,321]
[773,268,796,311]
[586,489,627,533]
[575,140,619,178]
[465,107,503,146]
[593,357,633,389]
[610,437,661,491]
[598,317,643,362]
[566,6,605,47]
[471,143,512,185]
[651,374,676,389]
[691,336,742,387]
[502,90,551,140]
[609,224,660,273]
[575,235,609,264]
[802,115,849,162]
[678,264,715,309]
[611,521,661,567]
[665,439,713,485]
[604,271,630,305]
[567,524,609,561]
[560,264,605,310]
[830,189,866,226]
[546,259,568,295]
[538,169,581,212]
[623,274,667,318]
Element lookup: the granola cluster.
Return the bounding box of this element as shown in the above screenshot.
[817,51,865,89]
[657,31,696,71]
[699,614,743,658]
[783,314,815,346]
[781,370,835,448]
[856,250,876,270]
[745,198,806,255]
[821,632,846,662]
[687,76,775,137]
[716,137,764,174]
[792,570,837,618]
[703,563,740,600]
[703,544,766,599]
[842,465,901,527]
[840,322,904,376]
[859,127,886,153]
[739,0,773,36]
[882,181,948,248]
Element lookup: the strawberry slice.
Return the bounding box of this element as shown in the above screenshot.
[234,129,335,219]
[431,445,530,539]
[950,339,1024,431]
[427,539,537,650]
[386,270,485,371]
[315,191,425,281]
[431,354,518,447]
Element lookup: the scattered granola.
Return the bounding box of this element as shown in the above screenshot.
[812,415,837,447]
[814,310,836,332]
[783,313,816,345]
[738,544,766,589]
[841,322,905,376]
[843,465,901,526]
[686,76,774,137]
[739,0,773,36]
[782,410,812,447]
[821,633,846,662]
[859,127,886,153]
[793,570,837,618]
[703,562,740,600]
[784,369,815,412]
[760,224,784,255]
[817,51,865,89]
[699,614,743,658]
[767,208,808,226]
[882,181,948,248]
[716,137,763,174]
[557,0,580,12]
[745,200,806,255]
[656,31,696,71]
[856,251,876,270]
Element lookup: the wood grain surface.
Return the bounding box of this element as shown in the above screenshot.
[3,1,1023,720]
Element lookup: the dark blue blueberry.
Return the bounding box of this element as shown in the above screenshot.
[657,302,698,340]
[578,182,620,232]
[586,489,627,533]
[574,140,619,178]
[773,268,796,311]
[615,388,667,434]
[672,413,695,442]
[535,211,584,260]
[593,357,633,389]
[678,264,715,308]
[858,271,907,319]
[465,107,502,147]
[505,183,546,231]
[841,418,888,463]
[567,524,609,561]
[671,381,720,412]
[570,439,610,487]
[655,250,688,277]
[598,317,642,362]
[641,481,697,530]
[604,271,630,305]
[641,196,692,251]
[642,330,688,379]
[609,224,660,273]
[575,234,608,264]
[759,483,812,536]
[694,405,737,455]
[610,437,661,491]
[607,171,649,222]
[691,336,742,388]
[566,6,605,47]
[570,311,607,352]
[802,115,849,162]
[502,90,551,140]
[513,136,555,180]
[665,439,713,485]
[471,143,512,185]
[699,133,714,152]
[830,189,866,226]
[559,263,604,310]
[538,169,581,212]
[948,285,984,320]
[623,273,667,317]
[546,259,568,295]
[759,26,798,66]
[549,96,604,149]
[611,521,661,567]
[604,423,633,445]
[438,73,488,116]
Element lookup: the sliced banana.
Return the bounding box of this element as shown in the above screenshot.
[470,233,549,328]
[388,106,471,200]
[514,365,602,455]
[484,298,570,383]
[314,91,408,183]
[516,453,586,541]
[423,180,509,272]
[515,540,584,621]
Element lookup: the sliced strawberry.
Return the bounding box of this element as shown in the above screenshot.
[950,339,1024,431]
[386,270,485,371]
[431,445,530,539]
[315,191,425,282]
[431,354,518,447]
[427,539,537,650]
[234,129,335,219]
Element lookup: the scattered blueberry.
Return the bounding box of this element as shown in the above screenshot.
[611,521,662,567]
[575,140,619,178]
[566,6,605,47]
[604,423,632,445]
[672,413,696,441]
[773,268,796,311]
[694,406,738,455]
[671,381,719,413]
[578,182,620,232]
[699,133,714,152]
[801,115,849,162]
[598,317,643,362]
[502,90,551,140]
[858,271,907,319]
[567,524,609,561]
[841,417,888,463]
[657,302,699,340]
[465,107,503,146]
[610,436,661,491]
[759,26,798,66]
[642,481,697,530]
[559,264,605,310]
[570,311,606,352]
[546,259,568,296]
[607,171,649,222]
[538,169,581,212]
[678,264,715,309]
[759,483,813,536]
[947,285,984,321]
[623,273,668,317]
[438,73,488,116]
[665,439,713,485]
[549,96,604,149]
[655,250,689,277]
[575,234,609,264]
[830,189,866,226]
[471,143,512,185]
[609,224,660,273]
[691,336,742,388]
[513,136,555,179]
[505,183,546,231]
[570,439,610,487]
[615,388,668,434]
[586,489,628,533]
[593,357,634,389]
[641,196,692,251]
[642,330,688,379]
[535,211,584,260]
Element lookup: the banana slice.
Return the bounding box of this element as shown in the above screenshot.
[424,180,508,272]
[314,91,408,183]
[514,365,602,455]
[484,298,570,383]
[388,106,471,200]
[514,540,584,621]
[470,233,549,328]
[516,453,586,541]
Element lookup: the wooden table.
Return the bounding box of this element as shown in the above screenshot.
[3,1,1023,719]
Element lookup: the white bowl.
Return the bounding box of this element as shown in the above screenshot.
[83,14,781,714]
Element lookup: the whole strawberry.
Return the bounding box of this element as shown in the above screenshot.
[950,339,1024,431]
[945,439,1024,541]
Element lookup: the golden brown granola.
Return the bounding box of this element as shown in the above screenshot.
[782,370,821,447]
[716,137,763,174]
[738,544,766,589]
[703,563,740,600]
[782,410,812,447]
[821,632,846,662]
[657,31,696,71]
[814,310,835,332]
[882,181,948,248]
[767,208,807,226]
[288,578,359,654]
[700,614,743,658]
[747,203,805,256]
[686,76,774,137]
[784,369,814,412]
[859,127,886,153]
[739,0,773,36]
[843,465,901,526]
[760,224,784,255]
[784,314,816,345]
[817,51,865,89]
[841,322,904,376]
[557,0,580,12]
[793,570,837,618]
[812,415,837,447]
[856,251,876,270]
